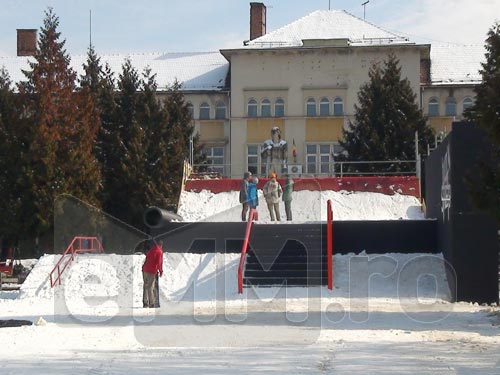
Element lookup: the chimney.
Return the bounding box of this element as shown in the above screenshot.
[17,29,37,56]
[250,2,266,41]
[420,58,431,85]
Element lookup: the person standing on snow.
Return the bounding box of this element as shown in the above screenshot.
[247,176,259,220]
[263,172,283,221]
[239,171,252,221]
[282,174,294,221]
[142,239,163,308]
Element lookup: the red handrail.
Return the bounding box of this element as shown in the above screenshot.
[49,236,104,287]
[327,199,333,290]
[238,208,257,294]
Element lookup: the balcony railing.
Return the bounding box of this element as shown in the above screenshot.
[189,160,418,179]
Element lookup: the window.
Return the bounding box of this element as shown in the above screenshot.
[305,143,343,175]
[462,97,473,112]
[199,102,210,120]
[247,99,258,117]
[215,101,226,120]
[261,99,271,117]
[306,98,316,117]
[186,102,194,119]
[445,97,457,116]
[202,146,225,175]
[306,144,317,174]
[247,144,267,176]
[428,98,439,117]
[319,97,330,116]
[275,98,285,117]
[333,97,344,116]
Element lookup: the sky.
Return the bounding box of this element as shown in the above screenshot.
[0,0,498,56]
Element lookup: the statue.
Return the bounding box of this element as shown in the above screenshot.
[261,126,288,176]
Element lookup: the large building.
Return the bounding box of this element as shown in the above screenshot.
[0,3,484,178]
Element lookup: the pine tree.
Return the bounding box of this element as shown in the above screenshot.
[162,80,199,209]
[139,67,167,208]
[0,68,26,243]
[340,54,434,172]
[465,22,500,223]
[80,45,117,204]
[102,59,148,227]
[17,8,101,240]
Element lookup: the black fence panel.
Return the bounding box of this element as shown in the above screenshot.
[152,220,437,255]
[425,122,498,303]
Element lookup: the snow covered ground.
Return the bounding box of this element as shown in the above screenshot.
[1,190,499,374]
[177,189,425,222]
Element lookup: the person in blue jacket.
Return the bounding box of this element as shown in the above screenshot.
[247,176,259,221]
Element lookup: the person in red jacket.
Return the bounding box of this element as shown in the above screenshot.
[142,240,164,308]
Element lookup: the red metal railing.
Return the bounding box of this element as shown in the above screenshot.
[0,248,14,276]
[327,200,333,290]
[238,208,257,294]
[49,236,105,287]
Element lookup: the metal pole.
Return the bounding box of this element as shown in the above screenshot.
[362,1,369,20]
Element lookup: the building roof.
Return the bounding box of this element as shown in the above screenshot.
[244,10,410,48]
[0,51,229,91]
[429,44,485,85]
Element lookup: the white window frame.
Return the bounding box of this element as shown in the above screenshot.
[199,102,210,120]
[247,144,267,176]
[275,98,285,117]
[215,101,226,120]
[462,97,473,113]
[445,97,457,116]
[428,98,439,117]
[202,146,225,175]
[333,97,344,116]
[305,143,343,175]
[261,98,271,117]
[306,98,317,117]
[319,97,330,116]
[247,99,258,117]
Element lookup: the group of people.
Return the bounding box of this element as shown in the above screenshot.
[240,171,294,222]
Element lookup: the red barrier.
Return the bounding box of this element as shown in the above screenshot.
[327,200,333,290]
[238,208,257,294]
[0,248,14,276]
[49,236,105,287]
[185,176,420,197]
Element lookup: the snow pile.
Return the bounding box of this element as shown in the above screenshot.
[178,190,424,222]
[17,251,450,307]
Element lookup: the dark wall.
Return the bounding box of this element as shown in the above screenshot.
[152,220,437,255]
[425,122,499,304]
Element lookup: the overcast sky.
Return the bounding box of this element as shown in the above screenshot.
[0,0,498,56]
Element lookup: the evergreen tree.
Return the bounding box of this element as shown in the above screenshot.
[340,54,434,172]
[465,22,500,223]
[17,8,101,240]
[162,80,200,209]
[102,59,148,227]
[0,68,26,243]
[139,67,167,207]
[80,45,117,204]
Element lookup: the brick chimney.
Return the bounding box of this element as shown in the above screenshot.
[17,29,37,56]
[420,58,431,84]
[250,2,266,41]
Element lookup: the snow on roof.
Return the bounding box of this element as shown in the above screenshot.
[244,10,410,49]
[430,44,485,85]
[0,51,229,91]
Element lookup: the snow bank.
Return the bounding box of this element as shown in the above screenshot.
[18,251,450,306]
[177,190,424,222]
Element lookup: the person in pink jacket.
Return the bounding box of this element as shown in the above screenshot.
[142,240,163,308]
